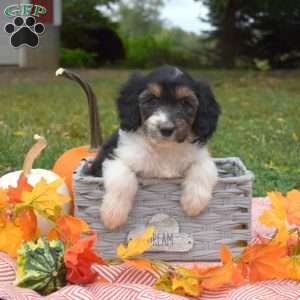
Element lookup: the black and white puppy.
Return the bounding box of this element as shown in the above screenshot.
[89,65,221,230]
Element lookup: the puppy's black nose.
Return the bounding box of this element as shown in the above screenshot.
[160,127,175,137]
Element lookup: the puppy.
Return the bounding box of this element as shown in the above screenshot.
[89,65,221,230]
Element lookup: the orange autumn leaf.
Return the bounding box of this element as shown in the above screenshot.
[285,190,300,226]
[16,208,39,241]
[220,246,246,287]
[64,234,107,284]
[192,264,220,275]
[0,214,5,226]
[201,244,245,289]
[49,215,90,244]
[124,258,154,273]
[259,192,289,245]
[0,220,23,257]
[220,243,232,263]
[47,228,60,240]
[7,173,32,205]
[201,265,232,289]
[0,207,38,257]
[0,188,8,209]
[231,263,246,286]
[238,243,288,282]
[191,264,220,281]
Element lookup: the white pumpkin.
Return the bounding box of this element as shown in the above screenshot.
[0,135,70,233]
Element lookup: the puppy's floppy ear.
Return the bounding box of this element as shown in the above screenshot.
[117,71,145,131]
[192,80,221,143]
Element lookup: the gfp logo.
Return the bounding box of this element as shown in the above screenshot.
[4,4,47,48]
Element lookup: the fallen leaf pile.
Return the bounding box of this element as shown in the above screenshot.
[1,182,300,297]
[16,214,106,294]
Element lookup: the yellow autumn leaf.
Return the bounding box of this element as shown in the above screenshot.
[281,255,300,280]
[175,266,199,278]
[0,214,5,227]
[285,190,300,226]
[154,272,173,293]
[264,192,287,224]
[17,178,70,221]
[0,220,23,257]
[117,226,154,259]
[155,267,202,297]
[259,192,289,245]
[172,275,201,297]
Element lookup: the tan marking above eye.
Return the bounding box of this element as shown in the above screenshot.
[176,86,197,100]
[147,83,162,98]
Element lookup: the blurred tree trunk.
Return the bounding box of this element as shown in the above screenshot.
[216,0,238,67]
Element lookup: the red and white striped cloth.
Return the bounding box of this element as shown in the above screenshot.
[1,197,300,300]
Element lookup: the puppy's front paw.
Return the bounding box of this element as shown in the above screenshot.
[100,200,130,230]
[181,189,211,217]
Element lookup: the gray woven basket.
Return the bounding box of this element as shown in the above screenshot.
[73,157,253,261]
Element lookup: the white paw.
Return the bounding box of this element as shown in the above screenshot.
[180,189,211,216]
[100,200,131,230]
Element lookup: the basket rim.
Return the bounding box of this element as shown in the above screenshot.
[73,156,254,185]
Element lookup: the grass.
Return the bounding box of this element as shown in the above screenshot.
[0,68,299,196]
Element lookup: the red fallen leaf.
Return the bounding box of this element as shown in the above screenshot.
[64,234,107,284]
[7,173,33,204]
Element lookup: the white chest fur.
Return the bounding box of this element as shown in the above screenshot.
[115,129,207,178]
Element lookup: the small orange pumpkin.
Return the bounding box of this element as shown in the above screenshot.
[53,68,102,211]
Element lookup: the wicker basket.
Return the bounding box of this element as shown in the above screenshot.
[73,157,253,261]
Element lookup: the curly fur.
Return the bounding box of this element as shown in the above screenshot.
[89,65,221,230]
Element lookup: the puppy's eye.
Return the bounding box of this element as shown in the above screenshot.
[146,97,159,106]
[181,98,193,107]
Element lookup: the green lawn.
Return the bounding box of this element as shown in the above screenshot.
[0,68,299,196]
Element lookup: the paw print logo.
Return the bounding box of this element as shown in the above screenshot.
[4,16,45,48]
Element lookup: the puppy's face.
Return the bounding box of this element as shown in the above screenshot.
[139,83,198,142]
[117,65,220,144]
